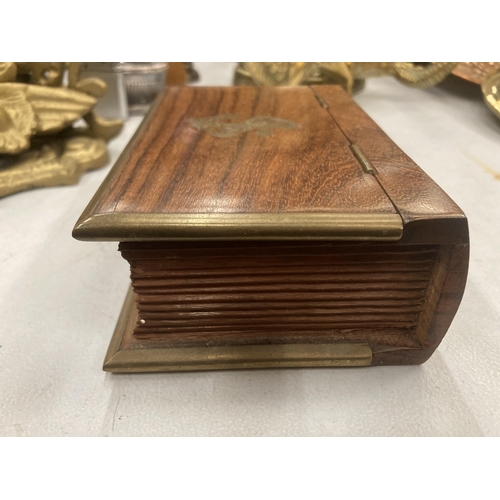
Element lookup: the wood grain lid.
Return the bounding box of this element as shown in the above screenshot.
[74,86,410,241]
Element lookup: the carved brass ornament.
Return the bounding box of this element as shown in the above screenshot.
[235,62,356,93]
[347,62,457,88]
[452,62,500,85]
[0,62,123,198]
[235,62,500,122]
[188,114,297,138]
[0,136,108,198]
[0,83,96,154]
[482,71,500,119]
[234,62,457,94]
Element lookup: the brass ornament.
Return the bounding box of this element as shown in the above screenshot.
[482,71,500,119]
[348,62,457,88]
[234,62,500,123]
[234,62,355,93]
[0,62,17,83]
[234,62,457,94]
[0,62,123,198]
[0,83,96,154]
[0,135,108,198]
[452,62,500,85]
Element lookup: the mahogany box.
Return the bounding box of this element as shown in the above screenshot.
[73,85,469,372]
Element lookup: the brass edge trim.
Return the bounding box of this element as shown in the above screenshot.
[72,88,167,237]
[104,287,372,373]
[105,354,372,373]
[107,344,372,371]
[104,289,372,372]
[74,212,403,241]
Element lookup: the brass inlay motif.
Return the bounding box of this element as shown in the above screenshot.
[188,114,296,138]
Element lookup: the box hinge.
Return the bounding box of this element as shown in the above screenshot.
[350,144,377,175]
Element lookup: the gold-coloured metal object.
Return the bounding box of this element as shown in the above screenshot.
[482,71,500,119]
[104,288,372,373]
[449,63,500,121]
[350,144,375,175]
[0,135,108,198]
[188,114,297,138]
[0,83,96,154]
[235,62,355,93]
[452,62,500,85]
[348,62,457,88]
[234,62,456,93]
[0,62,123,198]
[0,63,17,83]
[73,212,403,242]
[16,62,65,86]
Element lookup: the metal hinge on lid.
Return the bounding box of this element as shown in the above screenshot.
[350,144,377,175]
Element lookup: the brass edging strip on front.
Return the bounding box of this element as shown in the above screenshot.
[74,212,403,241]
[105,345,372,372]
[350,144,375,175]
[104,290,372,373]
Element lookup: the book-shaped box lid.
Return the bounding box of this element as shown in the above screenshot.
[73,85,466,243]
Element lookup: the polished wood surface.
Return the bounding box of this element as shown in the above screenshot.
[312,86,468,245]
[74,85,469,369]
[88,86,396,216]
[117,239,468,367]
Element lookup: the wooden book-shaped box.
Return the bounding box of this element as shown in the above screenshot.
[73,85,469,372]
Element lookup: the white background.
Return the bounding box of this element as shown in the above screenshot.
[1,63,499,436]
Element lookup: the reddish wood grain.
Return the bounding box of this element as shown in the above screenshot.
[120,241,438,354]
[91,86,396,216]
[311,86,468,245]
[89,85,469,367]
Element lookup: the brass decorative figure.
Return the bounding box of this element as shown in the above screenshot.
[348,62,457,88]
[0,62,123,198]
[482,71,500,119]
[0,83,96,155]
[234,62,456,94]
[234,62,355,93]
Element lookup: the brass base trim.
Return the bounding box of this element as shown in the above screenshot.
[104,288,373,373]
[74,212,403,242]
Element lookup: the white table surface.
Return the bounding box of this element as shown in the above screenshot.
[1,63,499,437]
